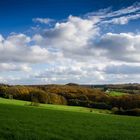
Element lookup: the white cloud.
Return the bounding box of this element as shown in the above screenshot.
[106,2,140,18]
[32,60,106,84]
[1,3,140,84]
[33,18,54,24]
[97,33,140,62]
[87,2,140,25]
[33,15,100,60]
[0,33,61,63]
[86,2,140,18]
[102,14,140,25]
[0,63,31,72]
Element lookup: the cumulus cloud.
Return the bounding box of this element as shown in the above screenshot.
[1,2,140,84]
[0,33,61,63]
[34,62,105,84]
[0,63,31,72]
[32,15,140,63]
[97,33,140,62]
[33,18,54,24]
[33,15,100,60]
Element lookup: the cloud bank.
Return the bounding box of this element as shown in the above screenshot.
[0,2,140,84]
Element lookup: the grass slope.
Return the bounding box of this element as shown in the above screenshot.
[0,98,140,140]
[107,91,128,96]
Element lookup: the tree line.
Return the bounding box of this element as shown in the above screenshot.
[0,84,140,115]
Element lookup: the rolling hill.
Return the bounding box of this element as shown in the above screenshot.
[0,98,140,140]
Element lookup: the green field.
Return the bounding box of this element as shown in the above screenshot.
[0,98,140,140]
[107,91,127,96]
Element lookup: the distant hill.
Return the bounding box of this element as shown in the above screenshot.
[0,84,140,112]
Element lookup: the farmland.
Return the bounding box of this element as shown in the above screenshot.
[107,91,128,96]
[0,98,140,140]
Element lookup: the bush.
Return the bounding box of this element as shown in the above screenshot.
[68,99,90,107]
[114,108,140,116]
[48,93,67,105]
[30,89,50,104]
[90,102,112,110]
[108,94,140,110]
[30,97,40,107]
[111,107,119,113]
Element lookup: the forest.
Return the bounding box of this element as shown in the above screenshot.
[0,83,140,116]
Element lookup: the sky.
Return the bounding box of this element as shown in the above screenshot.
[0,0,140,85]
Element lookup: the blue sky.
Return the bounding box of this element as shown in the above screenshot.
[0,0,139,35]
[0,0,140,84]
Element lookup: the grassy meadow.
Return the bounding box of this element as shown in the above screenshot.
[0,98,140,140]
[107,91,128,96]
